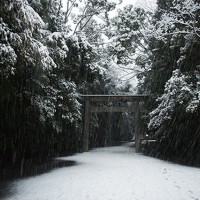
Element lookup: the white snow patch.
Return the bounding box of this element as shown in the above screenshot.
[5,144,200,200]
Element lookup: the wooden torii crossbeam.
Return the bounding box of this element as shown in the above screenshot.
[81,95,148,153]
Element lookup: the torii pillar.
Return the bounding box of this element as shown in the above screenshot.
[83,98,90,152]
[134,101,141,153]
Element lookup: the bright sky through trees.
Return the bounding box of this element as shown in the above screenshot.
[62,0,157,13]
[112,0,157,11]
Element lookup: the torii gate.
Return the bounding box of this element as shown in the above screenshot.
[81,95,148,153]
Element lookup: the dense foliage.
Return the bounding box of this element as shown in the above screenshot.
[0,0,135,169]
[1,0,200,169]
[0,0,88,165]
[137,0,200,166]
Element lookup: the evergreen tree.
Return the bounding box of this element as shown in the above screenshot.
[0,0,118,167]
[139,0,200,166]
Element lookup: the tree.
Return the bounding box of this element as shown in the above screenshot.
[0,0,117,167]
[106,5,151,65]
[138,0,200,165]
[72,0,116,34]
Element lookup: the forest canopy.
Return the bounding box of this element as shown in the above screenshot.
[0,0,200,167]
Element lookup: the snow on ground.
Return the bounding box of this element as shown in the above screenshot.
[4,143,200,200]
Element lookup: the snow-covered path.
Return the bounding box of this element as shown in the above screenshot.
[5,144,200,200]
